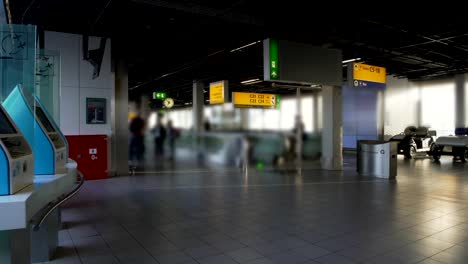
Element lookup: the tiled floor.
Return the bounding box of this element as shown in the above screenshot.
[42,155,468,264]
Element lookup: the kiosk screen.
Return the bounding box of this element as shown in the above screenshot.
[0,109,17,134]
[35,107,56,133]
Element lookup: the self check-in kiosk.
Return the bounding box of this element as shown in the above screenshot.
[2,85,67,175]
[0,105,34,195]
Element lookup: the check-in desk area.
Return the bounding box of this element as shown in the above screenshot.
[0,86,82,263]
[0,162,77,264]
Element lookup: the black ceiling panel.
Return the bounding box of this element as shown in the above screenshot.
[8,1,468,103]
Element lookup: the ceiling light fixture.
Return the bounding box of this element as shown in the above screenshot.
[342,58,362,64]
[230,40,261,53]
[241,78,261,84]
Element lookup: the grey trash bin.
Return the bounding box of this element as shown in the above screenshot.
[357,140,397,179]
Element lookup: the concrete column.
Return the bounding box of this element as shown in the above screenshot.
[321,85,343,170]
[416,86,423,127]
[193,81,204,133]
[377,90,385,140]
[240,108,249,130]
[296,87,302,165]
[112,59,129,176]
[455,74,466,128]
[313,93,320,133]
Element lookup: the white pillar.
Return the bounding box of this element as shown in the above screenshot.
[455,74,466,128]
[240,108,249,130]
[313,93,320,133]
[321,85,343,170]
[193,81,204,133]
[111,59,129,176]
[296,87,302,164]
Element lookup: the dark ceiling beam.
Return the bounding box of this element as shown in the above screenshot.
[363,19,468,53]
[129,0,263,26]
[396,33,468,50]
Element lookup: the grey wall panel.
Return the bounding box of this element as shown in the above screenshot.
[277,40,342,85]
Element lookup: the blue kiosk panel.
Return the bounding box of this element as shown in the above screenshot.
[0,105,34,195]
[3,86,66,175]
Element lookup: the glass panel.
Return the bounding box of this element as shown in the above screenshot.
[0,24,36,101]
[36,49,61,124]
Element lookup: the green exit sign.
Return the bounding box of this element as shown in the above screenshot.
[153,92,167,100]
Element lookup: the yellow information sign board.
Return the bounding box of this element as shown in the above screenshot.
[353,63,386,84]
[209,81,226,104]
[232,92,280,109]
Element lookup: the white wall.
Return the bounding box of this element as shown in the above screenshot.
[384,75,467,138]
[384,77,420,137]
[45,31,114,136]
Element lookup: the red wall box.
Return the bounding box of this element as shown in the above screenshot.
[66,135,108,180]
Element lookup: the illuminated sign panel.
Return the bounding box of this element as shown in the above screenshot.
[351,63,386,88]
[232,92,280,109]
[209,81,227,104]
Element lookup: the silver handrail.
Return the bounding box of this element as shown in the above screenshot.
[32,170,85,231]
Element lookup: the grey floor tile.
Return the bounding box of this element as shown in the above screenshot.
[153,251,193,264]
[251,241,289,256]
[313,237,353,252]
[49,156,468,264]
[417,259,443,264]
[312,253,356,264]
[244,257,276,264]
[197,254,239,264]
[184,245,221,259]
[266,251,310,264]
[383,249,426,264]
[335,246,380,262]
[226,247,264,262]
[44,257,82,264]
[292,244,330,259]
[80,255,119,264]
[114,248,158,263]
[199,232,232,243]
[415,237,455,251]
[430,251,468,264]
[210,238,247,252]
[58,230,73,243]
[145,241,180,255]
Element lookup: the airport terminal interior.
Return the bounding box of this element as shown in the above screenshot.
[0,2,468,264]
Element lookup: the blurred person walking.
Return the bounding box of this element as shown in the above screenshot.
[129,114,146,170]
[167,120,180,160]
[152,117,166,158]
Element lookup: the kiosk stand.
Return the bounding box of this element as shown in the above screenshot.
[1,86,81,263]
[0,105,34,195]
[3,85,67,175]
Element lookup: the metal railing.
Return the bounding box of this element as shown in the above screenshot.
[31,170,85,231]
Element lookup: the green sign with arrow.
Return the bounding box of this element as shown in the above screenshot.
[269,38,279,80]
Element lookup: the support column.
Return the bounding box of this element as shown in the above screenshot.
[240,108,249,130]
[296,87,302,165]
[416,86,422,127]
[193,81,204,133]
[455,74,466,128]
[313,93,320,133]
[112,59,129,176]
[321,85,343,170]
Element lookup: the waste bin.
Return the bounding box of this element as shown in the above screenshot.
[357,140,397,179]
